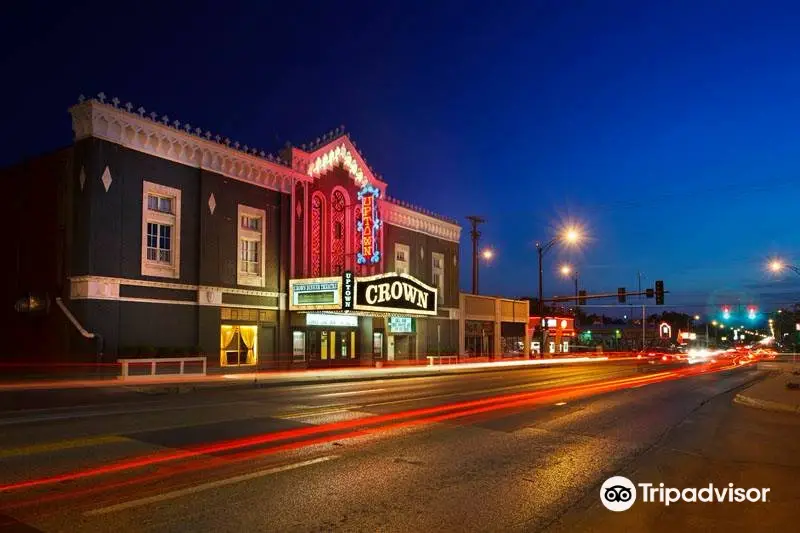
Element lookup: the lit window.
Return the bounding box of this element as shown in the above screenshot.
[237,204,266,287]
[141,181,181,279]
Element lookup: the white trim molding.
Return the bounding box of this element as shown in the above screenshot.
[383,201,461,243]
[70,276,283,307]
[69,100,307,195]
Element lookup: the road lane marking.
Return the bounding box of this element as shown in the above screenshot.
[83,455,338,516]
[316,388,387,398]
[0,401,260,427]
[0,435,133,459]
[275,372,634,419]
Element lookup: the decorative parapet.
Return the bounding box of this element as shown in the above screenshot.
[69,93,312,194]
[382,199,461,243]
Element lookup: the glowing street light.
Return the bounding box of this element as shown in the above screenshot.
[768,258,800,275]
[560,264,572,276]
[481,248,495,261]
[694,315,700,320]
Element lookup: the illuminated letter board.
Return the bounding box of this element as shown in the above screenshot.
[357,184,382,264]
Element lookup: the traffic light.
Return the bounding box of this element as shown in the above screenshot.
[722,306,731,320]
[578,290,587,305]
[747,306,757,320]
[646,288,654,299]
[618,287,626,303]
[655,280,664,305]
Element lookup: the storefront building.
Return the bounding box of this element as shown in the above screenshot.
[287,137,461,366]
[460,293,530,358]
[2,94,461,368]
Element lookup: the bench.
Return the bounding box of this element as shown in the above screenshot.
[117,357,207,380]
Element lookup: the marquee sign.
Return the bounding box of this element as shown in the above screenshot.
[289,277,341,310]
[353,272,437,316]
[356,184,381,264]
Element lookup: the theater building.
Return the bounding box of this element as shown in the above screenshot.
[2,94,461,369]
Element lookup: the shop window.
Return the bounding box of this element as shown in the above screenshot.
[292,331,306,362]
[220,325,258,366]
[373,331,384,358]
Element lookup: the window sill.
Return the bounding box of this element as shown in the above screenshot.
[142,262,179,279]
[237,274,264,287]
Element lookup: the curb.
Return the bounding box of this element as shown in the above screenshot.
[123,360,632,395]
[733,392,800,414]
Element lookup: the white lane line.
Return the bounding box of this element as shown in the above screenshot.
[0,401,260,427]
[316,388,386,398]
[84,455,338,516]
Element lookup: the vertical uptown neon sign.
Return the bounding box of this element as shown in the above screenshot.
[357,184,382,264]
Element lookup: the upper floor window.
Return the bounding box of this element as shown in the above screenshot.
[395,243,410,275]
[237,204,266,287]
[432,252,445,302]
[141,181,181,279]
[241,215,262,232]
[147,194,173,214]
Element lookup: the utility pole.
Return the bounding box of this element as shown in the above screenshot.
[466,216,485,295]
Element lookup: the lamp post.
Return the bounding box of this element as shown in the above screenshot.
[466,216,486,294]
[560,264,579,307]
[536,227,583,357]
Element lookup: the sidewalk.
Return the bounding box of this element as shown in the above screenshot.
[0,355,626,395]
[734,372,800,414]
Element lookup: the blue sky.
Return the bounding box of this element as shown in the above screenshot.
[2,0,800,315]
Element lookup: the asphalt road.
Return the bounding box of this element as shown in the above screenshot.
[0,360,793,533]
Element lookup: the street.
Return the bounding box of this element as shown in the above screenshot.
[0,361,796,532]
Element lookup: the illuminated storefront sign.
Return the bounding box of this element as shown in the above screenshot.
[289,277,341,310]
[342,270,354,311]
[388,316,414,333]
[354,272,437,315]
[306,313,358,327]
[660,322,672,339]
[357,184,381,264]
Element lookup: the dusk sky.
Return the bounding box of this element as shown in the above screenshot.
[3,0,800,316]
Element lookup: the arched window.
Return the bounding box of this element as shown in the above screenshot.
[330,189,347,275]
[310,192,325,277]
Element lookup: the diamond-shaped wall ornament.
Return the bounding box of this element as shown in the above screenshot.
[79,167,86,191]
[208,193,216,215]
[295,199,302,219]
[100,166,112,192]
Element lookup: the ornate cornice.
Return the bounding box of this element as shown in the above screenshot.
[291,135,387,194]
[382,201,461,243]
[69,97,311,194]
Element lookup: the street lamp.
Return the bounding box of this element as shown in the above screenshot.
[536,226,584,356]
[768,258,800,276]
[560,264,580,307]
[481,248,495,261]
